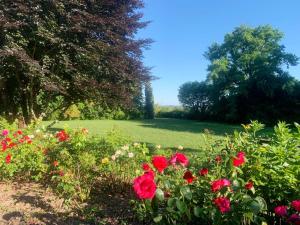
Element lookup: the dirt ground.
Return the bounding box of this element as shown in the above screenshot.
[0,182,141,225]
[0,182,86,225]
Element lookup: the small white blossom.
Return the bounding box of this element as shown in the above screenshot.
[28,134,35,139]
[121,145,129,151]
[128,152,134,158]
[178,145,184,150]
[115,150,122,156]
[111,155,116,161]
[156,145,161,149]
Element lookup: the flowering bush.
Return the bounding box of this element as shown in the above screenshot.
[1,117,299,224]
[132,121,300,225]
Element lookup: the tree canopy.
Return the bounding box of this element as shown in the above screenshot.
[0,0,151,123]
[179,25,300,123]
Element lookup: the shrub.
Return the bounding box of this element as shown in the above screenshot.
[131,121,300,224]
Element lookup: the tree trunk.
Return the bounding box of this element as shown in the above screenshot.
[20,92,30,124]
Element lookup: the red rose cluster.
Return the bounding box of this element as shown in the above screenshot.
[274,200,300,225]
[1,129,34,164]
[214,197,231,213]
[56,130,69,142]
[233,151,246,167]
[133,153,190,199]
[211,179,231,192]
[169,152,189,167]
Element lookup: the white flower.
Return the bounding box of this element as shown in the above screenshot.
[156,145,161,149]
[111,155,116,161]
[121,145,129,151]
[115,150,122,156]
[28,134,35,139]
[133,142,140,147]
[128,152,134,158]
[35,129,41,133]
[178,145,184,150]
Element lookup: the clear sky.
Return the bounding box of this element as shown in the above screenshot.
[137,0,300,105]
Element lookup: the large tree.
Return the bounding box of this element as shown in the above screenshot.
[0,0,151,123]
[204,25,300,123]
[178,81,210,117]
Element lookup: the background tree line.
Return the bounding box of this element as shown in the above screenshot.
[179,25,300,124]
[0,0,155,123]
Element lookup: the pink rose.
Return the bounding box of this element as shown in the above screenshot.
[133,173,157,199]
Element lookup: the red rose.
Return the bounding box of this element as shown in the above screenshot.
[169,153,189,167]
[274,205,288,217]
[215,155,222,163]
[133,173,157,199]
[2,142,7,152]
[292,200,300,212]
[152,156,168,173]
[164,191,171,198]
[144,169,155,179]
[17,130,23,135]
[245,181,254,190]
[142,163,151,171]
[53,161,59,167]
[59,170,64,176]
[56,130,69,142]
[288,214,300,225]
[183,171,195,183]
[8,142,17,148]
[2,129,9,136]
[233,151,246,167]
[213,197,230,213]
[211,179,231,192]
[199,168,208,176]
[5,154,11,164]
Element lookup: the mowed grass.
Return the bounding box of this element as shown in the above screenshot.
[44,118,243,152]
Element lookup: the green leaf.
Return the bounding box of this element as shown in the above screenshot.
[176,199,187,213]
[155,188,164,201]
[153,215,162,223]
[167,198,176,208]
[249,200,261,214]
[254,196,267,211]
[193,206,202,217]
[180,186,192,200]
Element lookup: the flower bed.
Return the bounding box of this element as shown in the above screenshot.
[131,121,300,224]
[0,119,299,224]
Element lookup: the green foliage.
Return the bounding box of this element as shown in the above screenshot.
[0,0,151,123]
[63,104,81,120]
[155,104,187,119]
[178,81,210,118]
[179,25,300,124]
[145,81,155,119]
[132,121,300,224]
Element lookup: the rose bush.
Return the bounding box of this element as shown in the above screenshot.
[132,121,300,225]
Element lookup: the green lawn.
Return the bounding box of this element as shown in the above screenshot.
[44,118,243,152]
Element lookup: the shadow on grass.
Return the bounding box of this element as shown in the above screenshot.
[137,118,241,136]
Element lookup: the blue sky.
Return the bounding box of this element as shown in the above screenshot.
[137,0,300,105]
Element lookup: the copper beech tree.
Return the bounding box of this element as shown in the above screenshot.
[0,0,152,123]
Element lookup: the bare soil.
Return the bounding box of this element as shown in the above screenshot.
[0,182,85,225]
[0,181,139,225]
